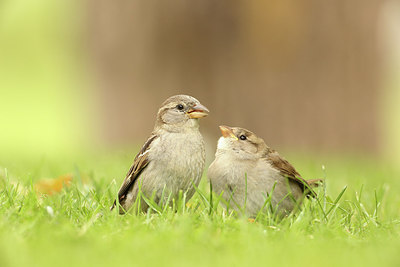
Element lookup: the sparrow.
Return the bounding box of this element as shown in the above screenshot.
[208,126,321,217]
[111,95,209,214]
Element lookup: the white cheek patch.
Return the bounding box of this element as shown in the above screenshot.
[217,137,231,150]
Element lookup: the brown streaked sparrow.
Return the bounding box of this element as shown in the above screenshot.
[208,126,320,217]
[111,95,209,213]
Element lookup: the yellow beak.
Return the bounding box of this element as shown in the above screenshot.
[219,125,238,140]
[187,103,209,119]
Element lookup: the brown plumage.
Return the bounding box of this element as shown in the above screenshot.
[111,135,157,210]
[267,150,320,197]
[111,95,209,213]
[208,126,321,217]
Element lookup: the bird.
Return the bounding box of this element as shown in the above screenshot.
[208,125,321,217]
[111,95,209,214]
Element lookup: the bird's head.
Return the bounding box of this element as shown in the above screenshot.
[216,125,268,160]
[156,95,209,131]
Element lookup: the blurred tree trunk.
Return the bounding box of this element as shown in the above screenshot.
[86,0,384,153]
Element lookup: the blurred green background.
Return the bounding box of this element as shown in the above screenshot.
[0,0,90,157]
[0,0,399,165]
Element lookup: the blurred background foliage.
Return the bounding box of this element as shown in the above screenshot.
[0,0,399,165]
[0,0,91,156]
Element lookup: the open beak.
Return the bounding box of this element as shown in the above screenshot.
[187,103,209,119]
[219,125,238,140]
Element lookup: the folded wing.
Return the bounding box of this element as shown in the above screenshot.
[266,150,320,197]
[110,134,158,210]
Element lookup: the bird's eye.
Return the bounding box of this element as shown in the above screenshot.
[176,104,184,110]
[239,135,247,140]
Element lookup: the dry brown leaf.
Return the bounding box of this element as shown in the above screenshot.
[35,174,72,195]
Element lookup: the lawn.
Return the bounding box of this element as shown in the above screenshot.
[1,151,399,267]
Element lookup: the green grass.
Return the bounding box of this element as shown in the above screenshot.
[1,152,400,267]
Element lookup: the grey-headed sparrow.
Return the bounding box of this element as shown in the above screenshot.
[111,95,209,213]
[208,126,320,217]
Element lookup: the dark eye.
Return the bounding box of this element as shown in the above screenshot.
[239,135,247,140]
[176,104,184,110]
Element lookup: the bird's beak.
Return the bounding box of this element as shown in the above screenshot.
[219,125,238,140]
[187,103,209,119]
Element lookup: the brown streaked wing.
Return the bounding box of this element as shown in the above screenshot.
[266,150,317,196]
[110,134,158,210]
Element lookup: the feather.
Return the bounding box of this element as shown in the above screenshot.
[266,150,319,197]
[110,134,158,210]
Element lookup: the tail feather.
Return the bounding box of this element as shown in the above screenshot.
[306,179,324,187]
[303,179,324,198]
[110,200,116,211]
